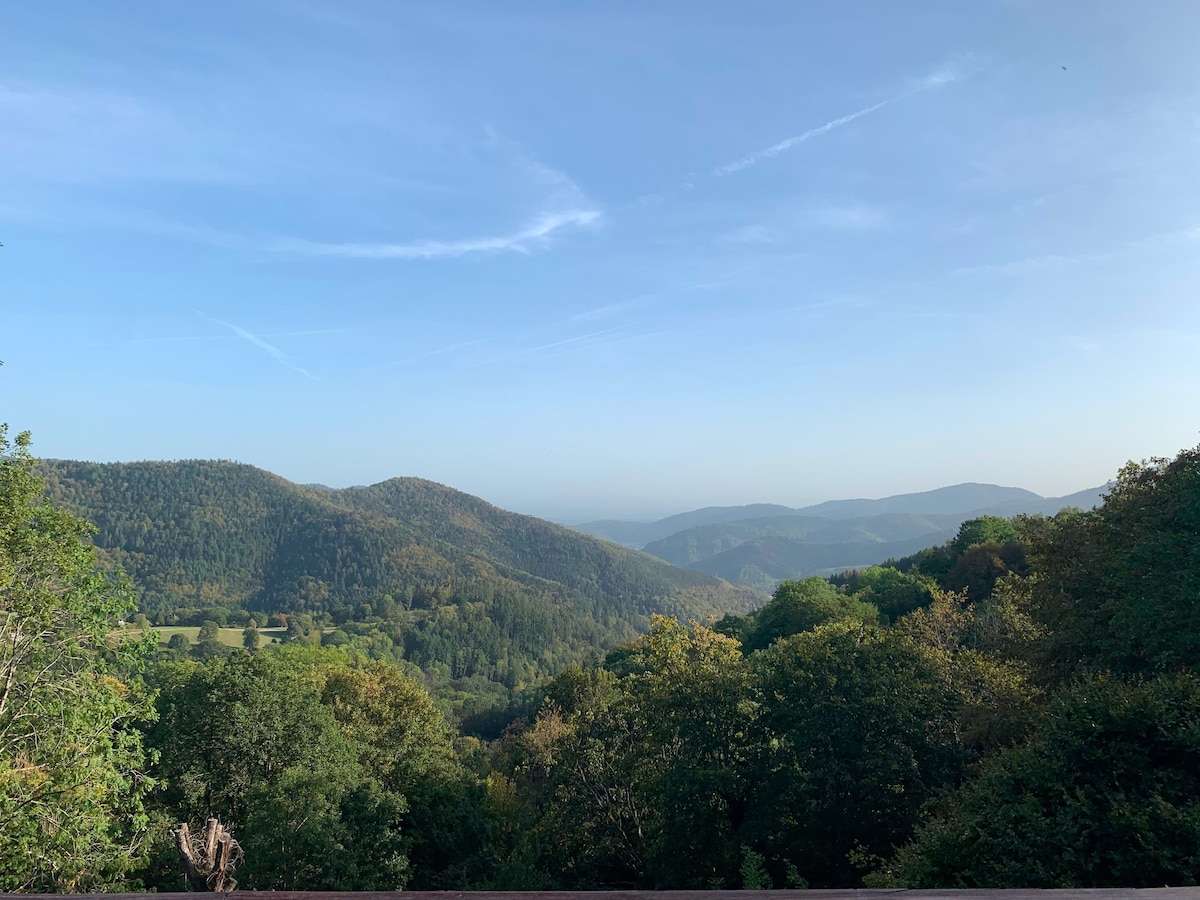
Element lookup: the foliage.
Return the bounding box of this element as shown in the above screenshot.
[144,650,409,889]
[841,565,938,621]
[745,621,968,887]
[951,515,1021,556]
[521,618,753,888]
[13,436,1200,891]
[723,576,879,651]
[1020,446,1200,679]
[39,459,759,717]
[0,426,156,890]
[896,674,1200,887]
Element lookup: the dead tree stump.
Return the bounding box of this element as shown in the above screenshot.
[173,818,243,891]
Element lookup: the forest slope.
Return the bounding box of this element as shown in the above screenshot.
[37,460,759,699]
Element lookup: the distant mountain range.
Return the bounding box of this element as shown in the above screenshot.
[571,482,1108,591]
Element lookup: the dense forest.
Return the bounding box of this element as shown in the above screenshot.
[4,426,1200,890]
[37,458,758,726]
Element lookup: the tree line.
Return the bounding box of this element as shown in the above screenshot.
[4,424,1200,889]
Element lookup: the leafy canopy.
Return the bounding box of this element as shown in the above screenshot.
[0,426,156,890]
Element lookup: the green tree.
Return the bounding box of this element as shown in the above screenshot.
[242,623,260,652]
[742,577,877,651]
[0,425,156,890]
[145,650,409,889]
[1021,446,1200,680]
[536,618,753,888]
[896,674,1200,887]
[166,631,191,657]
[317,662,484,888]
[847,565,938,621]
[745,621,967,887]
[950,516,1020,556]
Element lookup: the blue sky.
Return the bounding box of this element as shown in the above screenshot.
[2,1,1199,520]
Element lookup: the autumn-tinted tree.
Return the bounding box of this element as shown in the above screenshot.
[0,426,156,890]
[318,662,490,888]
[144,650,408,889]
[532,618,753,888]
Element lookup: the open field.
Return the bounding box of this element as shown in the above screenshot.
[119,625,289,648]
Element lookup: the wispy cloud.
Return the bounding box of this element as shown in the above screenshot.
[713,63,960,176]
[208,316,317,379]
[125,328,346,346]
[717,224,777,245]
[803,204,887,230]
[470,325,637,367]
[273,139,603,261]
[528,326,630,353]
[273,208,600,260]
[377,338,489,370]
[951,224,1200,279]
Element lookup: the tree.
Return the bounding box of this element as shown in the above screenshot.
[242,624,260,652]
[950,516,1020,556]
[0,425,156,890]
[535,618,753,888]
[167,632,191,657]
[742,577,877,651]
[896,674,1200,887]
[745,621,967,887]
[1027,446,1200,679]
[145,650,409,889]
[846,565,937,621]
[317,662,481,888]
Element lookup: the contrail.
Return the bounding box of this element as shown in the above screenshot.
[273,209,600,260]
[206,314,317,379]
[713,65,959,176]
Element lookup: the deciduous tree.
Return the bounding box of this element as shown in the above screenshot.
[0,426,156,890]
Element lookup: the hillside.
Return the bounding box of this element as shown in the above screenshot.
[627,485,1108,590]
[573,483,1101,548]
[575,503,798,548]
[643,512,961,567]
[37,459,759,703]
[682,532,960,592]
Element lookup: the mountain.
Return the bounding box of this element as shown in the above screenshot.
[683,533,963,593]
[575,503,797,548]
[37,459,760,699]
[642,512,961,568]
[962,484,1110,519]
[793,483,1041,519]
[570,483,1083,548]
[629,484,1108,591]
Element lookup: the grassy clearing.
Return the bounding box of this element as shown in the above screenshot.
[123,625,289,648]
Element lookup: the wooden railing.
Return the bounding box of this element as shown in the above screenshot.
[23,890,1200,900]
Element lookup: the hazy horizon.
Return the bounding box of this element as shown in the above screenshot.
[3,1,1198,518]
[37,446,1114,524]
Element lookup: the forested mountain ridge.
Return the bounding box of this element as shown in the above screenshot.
[39,458,753,618]
[36,459,759,709]
[673,532,963,592]
[325,476,737,612]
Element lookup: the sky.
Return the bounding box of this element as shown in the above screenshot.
[2,1,1199,521]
